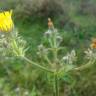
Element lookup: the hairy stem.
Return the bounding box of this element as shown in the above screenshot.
[54,73,59,96]
[73,59,95,71]
[23,56,53,73]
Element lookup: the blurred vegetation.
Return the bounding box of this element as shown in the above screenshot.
[0,0,96,96]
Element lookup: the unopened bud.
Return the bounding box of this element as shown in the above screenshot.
[56,36,62,43]
[38,44,44,51]
[44,30,51,38]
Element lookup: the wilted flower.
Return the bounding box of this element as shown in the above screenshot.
[84,48,95,59]
[84,48,93,55]
[62,50,76,64]
[0,10,14,32]
[90,38,96,49]
[48,18,54,29]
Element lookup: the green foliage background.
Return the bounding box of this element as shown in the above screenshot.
[0,0,96,96]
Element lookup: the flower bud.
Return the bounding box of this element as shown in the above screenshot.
[56,36,63,43]
[24,91,29,96]
[38,44,44,51]
[15,87,20,93]
[44,30,51,38]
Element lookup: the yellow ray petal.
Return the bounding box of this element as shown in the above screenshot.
[0,10,14,32]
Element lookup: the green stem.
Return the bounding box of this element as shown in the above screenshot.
[52,31,59,96]
[23,56,53,73]
[73,59,95,71]
[54,73,59,96]
[44,55,52,65]
[49,39,53,48]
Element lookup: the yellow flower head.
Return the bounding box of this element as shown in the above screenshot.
[0,10,14,32]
